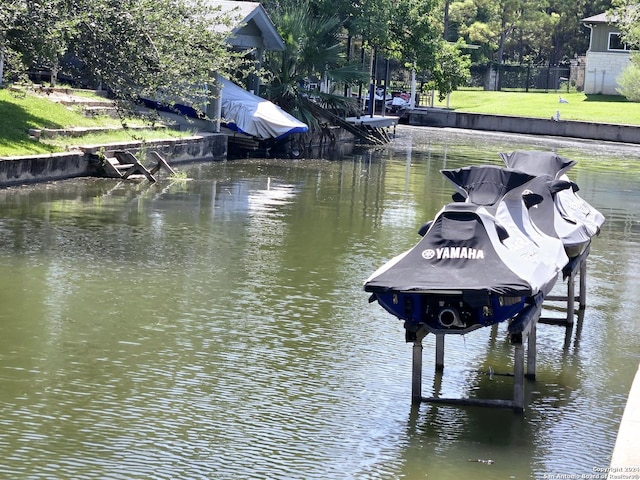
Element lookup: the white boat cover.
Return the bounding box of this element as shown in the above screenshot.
[500,150,605,238]
[220,78,308,140]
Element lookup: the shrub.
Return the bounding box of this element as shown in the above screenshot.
[617,52,640,102]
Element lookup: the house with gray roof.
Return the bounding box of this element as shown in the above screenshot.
[582,12,632,95]
[212,0,284,51]
[207,0,284,95]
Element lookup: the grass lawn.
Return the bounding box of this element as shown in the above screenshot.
[0,87,191,157]
[2,85,640,157]
[431,89,640,125]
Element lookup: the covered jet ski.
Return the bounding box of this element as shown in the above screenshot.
[364,166,568,334]
[500,150,605,249]
[449,153,596,258]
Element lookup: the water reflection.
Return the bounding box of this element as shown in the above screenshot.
[0,126,639,479]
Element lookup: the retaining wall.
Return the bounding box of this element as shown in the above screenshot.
[406,108,640,144]
[0,133,227,188]
[0,151,92,187]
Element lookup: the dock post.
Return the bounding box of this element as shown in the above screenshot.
[411,327,428,404]
[513,335,526,413]
[435,334,445,372]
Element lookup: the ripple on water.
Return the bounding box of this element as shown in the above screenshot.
[1,130,640,479]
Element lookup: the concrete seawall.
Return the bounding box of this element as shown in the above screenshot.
[0,151,93,187]
[0,133,227,188]
[405,108,640,144]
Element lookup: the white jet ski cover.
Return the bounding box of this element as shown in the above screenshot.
[444,163,592,257]
[220,77,308,140]
[441,165,568,269]
[500,150,605,236]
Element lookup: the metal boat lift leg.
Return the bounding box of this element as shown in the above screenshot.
[579,258,587,309]
[526,323,537,381]
[543,248,589,328]
[565,256,587,323]
[411,328,428,404]
[416,306,541,412]
[412,340,423,404]
[513,337,525,413]
[566,273,575,325]
[435,334,445,372]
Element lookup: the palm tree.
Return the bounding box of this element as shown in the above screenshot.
[261,1,368,133]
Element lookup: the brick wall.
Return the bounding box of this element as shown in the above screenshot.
[584,51,631,95]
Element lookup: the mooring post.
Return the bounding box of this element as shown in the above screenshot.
[579,257,587,309]
[435,334,445,372]
[513,335,526,413]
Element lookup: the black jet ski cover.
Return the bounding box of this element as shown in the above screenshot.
[440,164,569,270]
[498,150,576,179]
[440,164,535,208]
[364,202,567,297]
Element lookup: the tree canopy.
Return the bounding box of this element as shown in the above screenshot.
[1,0,630,109]
[611,1,640,102]
[611,0,640,47]
[2,0,246,111]
[448,0,613,65]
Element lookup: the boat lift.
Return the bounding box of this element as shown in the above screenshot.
[408,248,589,413]
[542,246,589,326]
[408,304,541,413]
[366,152,603,413]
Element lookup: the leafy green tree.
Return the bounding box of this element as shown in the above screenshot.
[548,0,587,64]
[448,0,612,65]
[4,0,244,117]
[11,0,82,86]
[265,0,468,114]
[612,0,640,101]
[611,0,640,47]
[387,0,442,74]
[0,0,26,84]
[427,38,471,100]
[72,0,246,113]
[546,0,611,64]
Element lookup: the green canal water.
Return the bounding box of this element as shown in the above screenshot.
[1,125,639,479]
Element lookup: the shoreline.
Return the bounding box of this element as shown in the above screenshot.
[404,107,640,145]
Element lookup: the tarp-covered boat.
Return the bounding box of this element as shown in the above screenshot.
[364,165,568,334]
[219,77,308,140]
[141,77,308,146]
